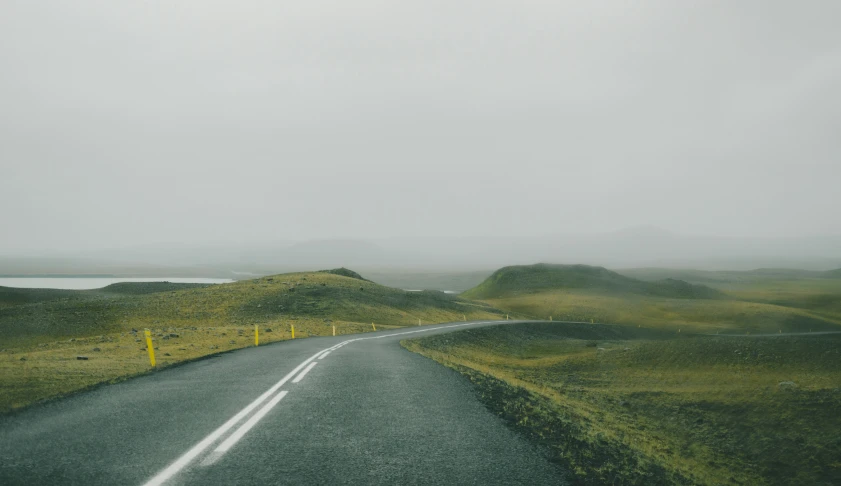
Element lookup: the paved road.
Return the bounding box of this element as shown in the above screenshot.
[0,320,567,485]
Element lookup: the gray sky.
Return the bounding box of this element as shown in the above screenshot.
[2,0,840,254]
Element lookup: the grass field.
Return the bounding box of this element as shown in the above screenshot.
[465,264,841,335]
[403,322,841,485]
[401,264,841,484]
[0,269,505,412]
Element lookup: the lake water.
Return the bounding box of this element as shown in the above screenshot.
[0,277,235,290]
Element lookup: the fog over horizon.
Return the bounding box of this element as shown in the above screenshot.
[2,2,840,260]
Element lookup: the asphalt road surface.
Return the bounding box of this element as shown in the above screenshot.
[0,320,568,485]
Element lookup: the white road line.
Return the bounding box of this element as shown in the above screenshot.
[143,320,508,485]
[292,362,318,383]
[141,352,322,486]
[318,350,331,360]
[215,391,289,453]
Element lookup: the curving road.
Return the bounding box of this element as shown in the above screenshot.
[0,321,567,485]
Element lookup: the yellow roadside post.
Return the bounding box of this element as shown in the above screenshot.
[144,329,156,368]
[255,325,259,346]
[418,318,421,326]
[291,325,295,339]
[463,314,466,322]
[591,318,594,324]
[372,322,377,331]
[333,325,336,336]
[550,316,552,321]
[506,314,509,320]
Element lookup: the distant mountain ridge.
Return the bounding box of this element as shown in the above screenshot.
[3,227,840,276]
[462,263,725,300]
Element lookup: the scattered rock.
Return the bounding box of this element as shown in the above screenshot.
[265,328,273,333]
[92,347,101,352]
[169,333,179,338]
[135,339,142,342]
[778,381,798,390]
[619,400,630,407]
[597,347,606,352]
[257,304,262,308]
[209,345,218,350]
[229,340,236,344]
[19,357,26,361]
[164,353,171,357]
[76,356,89,360]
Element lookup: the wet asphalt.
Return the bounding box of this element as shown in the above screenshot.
[0,320,567,485]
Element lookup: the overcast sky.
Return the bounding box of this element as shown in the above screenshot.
[2,1,840,254]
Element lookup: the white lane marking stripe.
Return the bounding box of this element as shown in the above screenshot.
[318,351,331,360]
[144,319,508,485]
[292,362,318,383]
[214,391,289,453]
[141,352,322,486]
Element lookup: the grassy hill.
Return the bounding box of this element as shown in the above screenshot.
[0,269,504,412]
[462,264,725,300]
[403,322,841,485]
[0,270,501,348]
[462,264,841,334]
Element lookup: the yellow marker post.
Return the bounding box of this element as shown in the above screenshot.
[506,314,509,321]
[255,325,259,346]
[291,325,295,339]
[463,314,466,322]
[144,329,156,368]
[418,318,421,326]
[333,325,336,336]
[591,318,594,324]
[550,316,552,321]
[372,322,377,331]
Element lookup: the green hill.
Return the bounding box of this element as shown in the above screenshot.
[317,267,369,281]
[462,264,724,300]
[0,269,502,347]
[1,269,506,412]
[0,286,91,308]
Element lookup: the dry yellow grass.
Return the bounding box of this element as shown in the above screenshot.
[485,289,840,334]
[404,323,841,485]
